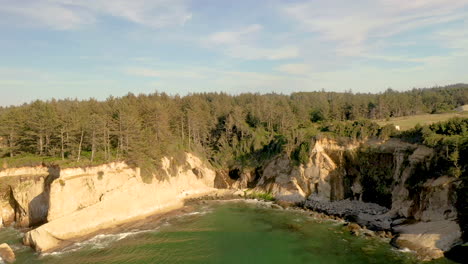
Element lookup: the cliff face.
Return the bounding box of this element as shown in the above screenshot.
[253,138,359,202]
[0,153,216,253]
[0,141,463,259]
[247,138,462,260]
[248,138,457,219]
[0,166,57,228]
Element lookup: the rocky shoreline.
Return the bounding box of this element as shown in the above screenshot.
[1,139,466,262]
[189,192,395,237]
[190,191,463,262]
[0,189,463,263]
[304,197,393,230]
[300,196,463,261]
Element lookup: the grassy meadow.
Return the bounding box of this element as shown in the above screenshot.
[377,111,468,131]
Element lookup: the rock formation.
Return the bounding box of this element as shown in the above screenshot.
[0,139,464,260]
[1,153,216,252]
[0,243,15,263]
[247,138,463,260]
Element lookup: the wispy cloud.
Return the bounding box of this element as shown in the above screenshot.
[206,24,299,60]
[282,0,468,56]
[433,20,468,53]
[208,24,263,45]
[0,0,192,30]
[276,63,312,75]
[125,67,205,79]
[224,45,299,60]
[1,0,467,103]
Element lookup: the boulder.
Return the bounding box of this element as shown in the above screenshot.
[0,243,15,263]
[346,223,362,236]
[392,220,462,261]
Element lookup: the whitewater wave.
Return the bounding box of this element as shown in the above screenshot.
[42,228,155,257]
[397,248,413,253]
[42,208,212,258]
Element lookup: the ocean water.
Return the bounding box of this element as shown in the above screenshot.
[0,201,457,264]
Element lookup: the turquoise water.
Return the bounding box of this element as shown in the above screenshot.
[0,201,456,264]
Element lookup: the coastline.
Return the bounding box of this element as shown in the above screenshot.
[9,189,462,263]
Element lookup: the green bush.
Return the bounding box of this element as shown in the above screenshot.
[247,191,275,201]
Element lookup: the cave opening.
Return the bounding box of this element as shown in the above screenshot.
[228,168,241,180]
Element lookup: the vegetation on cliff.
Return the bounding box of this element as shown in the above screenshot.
[398,118,468,240]
[0,85,466,173]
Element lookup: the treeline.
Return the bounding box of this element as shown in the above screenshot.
[0,84,467,173]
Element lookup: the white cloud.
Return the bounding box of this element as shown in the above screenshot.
[225,45,299,60]
[276,63,312,75]
[282,0,468,56]
[206,24,299,60]
[125,67,205,79]
[0,0,192,30]
[208,24,263,45]
[0,1,95,30]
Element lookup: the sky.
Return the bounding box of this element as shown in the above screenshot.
[1,0,468,106]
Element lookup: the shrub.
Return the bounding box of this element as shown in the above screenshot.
[247,191,275,201]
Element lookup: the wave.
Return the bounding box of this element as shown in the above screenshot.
[396,248,413,253]
[42,228,155,258]
[42,208,212,258]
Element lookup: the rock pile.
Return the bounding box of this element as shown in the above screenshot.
[304,197,393,230]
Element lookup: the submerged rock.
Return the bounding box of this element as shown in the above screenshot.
[0,243,15,263]
[345,223,362,236]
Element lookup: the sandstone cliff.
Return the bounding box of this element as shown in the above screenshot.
[1,153,216,253]
[0,140,464,260]
[0,166,56,228]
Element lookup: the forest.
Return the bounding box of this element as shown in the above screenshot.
[0,84,467,177]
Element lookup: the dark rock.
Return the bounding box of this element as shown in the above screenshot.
[391,218,407,227]
[356,213,393,231]
[304,198,391,231]
[444,244,468,264]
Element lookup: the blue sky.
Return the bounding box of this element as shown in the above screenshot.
[1,0,467,106]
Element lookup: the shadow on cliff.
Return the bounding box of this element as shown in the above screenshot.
[27,165,60,227]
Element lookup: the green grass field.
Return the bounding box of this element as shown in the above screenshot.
[376,111,468,131]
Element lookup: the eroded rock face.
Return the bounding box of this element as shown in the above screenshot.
[0,201,14,227]
[249,138,462,260]
[0,166,54,228]
[10,176,50,227]
[23,153,216,253]
[46,162,139,222]
[255,139,357,203]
